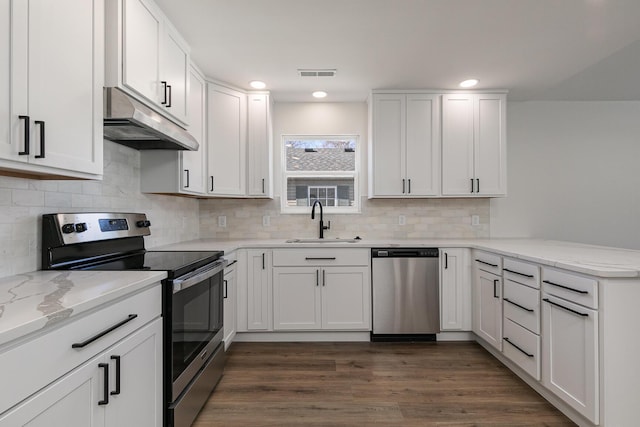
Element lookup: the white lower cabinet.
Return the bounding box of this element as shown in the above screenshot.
[223,255,238,348]
[0,317,162,427]
[245,249,272,331]
[439,248,471,331]
[542,292,598,424]
[473,267,502,351]
[273,266,371,330]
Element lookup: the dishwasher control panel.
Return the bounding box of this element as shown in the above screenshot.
[371,248,439,258]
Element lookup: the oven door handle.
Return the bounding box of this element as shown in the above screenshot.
[172,259,228,293]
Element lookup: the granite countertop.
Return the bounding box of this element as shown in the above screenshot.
[152,238,640,278]
[0,270,167,347]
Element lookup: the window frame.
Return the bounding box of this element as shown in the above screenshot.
[281,135,361,214]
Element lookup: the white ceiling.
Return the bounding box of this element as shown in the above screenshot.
[154,0,640,102]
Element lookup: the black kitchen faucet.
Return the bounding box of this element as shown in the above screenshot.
[311,200,330,238]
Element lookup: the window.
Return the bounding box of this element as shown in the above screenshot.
[282,136,359,213]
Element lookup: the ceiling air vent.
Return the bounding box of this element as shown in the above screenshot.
[298,69,337,77]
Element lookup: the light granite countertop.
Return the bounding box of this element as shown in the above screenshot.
[152,238,640,278]
[0,270,167,347]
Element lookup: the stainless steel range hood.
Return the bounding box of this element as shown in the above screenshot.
[103,87,199,151]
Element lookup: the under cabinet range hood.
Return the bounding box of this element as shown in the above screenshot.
[103,87,199,151]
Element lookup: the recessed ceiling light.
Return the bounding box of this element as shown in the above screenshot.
[459,79,479,88]
[249,80,266,89]
[312,91,327,99]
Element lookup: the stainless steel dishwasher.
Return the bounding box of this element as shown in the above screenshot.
[371,248,440,341]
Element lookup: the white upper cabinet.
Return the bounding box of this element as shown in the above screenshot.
[106,0,190,125]
[369,92,440,197]
[442,93,506,196]
[0,0,103,179]
[246,93,273,198]
[207,83,247,196]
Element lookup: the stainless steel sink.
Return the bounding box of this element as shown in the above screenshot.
[285,238,360,243]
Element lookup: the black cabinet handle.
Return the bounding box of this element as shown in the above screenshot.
[110,355,121,396]
[161,81,168,105]
[444,252,448,269]
[316,269,319,286]
[223,279,228,298]
[503,337,534,358]
[543,298,589,317]
[227,260,238,267]
[542,280,588,294]
[493,279,499,298]
[262,253,265,270]
[322,269,326,286]
[210,176,214,192]
[475,259,498,268]
[18,115,30,155]
[98,363,109,405]
[167,85,172,108]
[504,268,534,278]
[470,178,474,193]
[408,179,411,194]
[34,121,45,158]
[71,314,138,349]
[305,257,336,261]
[503,297,534,312]
[476,178,480,193]
[184,169,190,188]
[402,179,406,194]
[262,178,265,194]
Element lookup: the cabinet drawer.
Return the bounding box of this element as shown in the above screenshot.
[503,258,540,289]
[0,284,161,414]
[542,267,598,309]
[503,280,540,334]
[503,318,540,380]
[473,251,502,275]
[272,249,369,267]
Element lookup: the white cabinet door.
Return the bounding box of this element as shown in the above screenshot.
[442,93,506,197]
[5,0,103,177]
[542,294,599,424]
[223,264,237,348]
[0,353,104,427]
[246,249,272,330]
[370,94,405,196]
[104,318,163,427]
[207,84,247,196]
[0,0,11,162]
[181,65,206,194]
[405,93,440,196]
[161,23,189,124]
[122,0,162,106]
[473,268,502,350]
[273,267,322,330]
[440,248,471,331]
[246,93,272,197]
[322,266,371,330]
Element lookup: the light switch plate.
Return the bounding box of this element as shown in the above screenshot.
[471,215,480,226]
[262,215,270,227]
[398,215,406,226]
[218,216,227,227]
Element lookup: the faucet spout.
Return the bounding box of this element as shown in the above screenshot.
[310,200,329,239]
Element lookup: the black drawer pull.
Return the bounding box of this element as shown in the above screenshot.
[504,337,534,358]
[226,260,238,267]
[475,259,498,268]
[18,115,30,155]
[543,298,589,317]
[184,169,189,188]
[316,269,319,286]
[223,279,228,298]
[71,314,138,349]
[161,81,168,105]
[504,298,534,312]
[305,257,337,261]
[98,363,109,405]
[444,252,448,269]
[470,178,474,193]
[110,355,121,396]
[408,179,411,194]
[542,280,588,294]
[34,120,45,158]
[402,178,406,194]
[476,178,480,193]
[504,268,534,278]
[493,279,499,298]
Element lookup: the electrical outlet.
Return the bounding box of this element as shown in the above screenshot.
[218,215,227,228]
[398,215,406,226]
[471,215,480,226]
[262,215,270,227]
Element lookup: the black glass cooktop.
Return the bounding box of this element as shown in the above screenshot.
[80,250,223,280]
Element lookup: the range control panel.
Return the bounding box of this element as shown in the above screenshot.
[44,212,151,245]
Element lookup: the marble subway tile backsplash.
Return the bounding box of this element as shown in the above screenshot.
[0,141,199,277]
[200,197,490,240]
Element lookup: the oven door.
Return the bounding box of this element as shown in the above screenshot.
[168,259,226,400]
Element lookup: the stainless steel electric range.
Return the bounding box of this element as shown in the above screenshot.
[41,212,226,427]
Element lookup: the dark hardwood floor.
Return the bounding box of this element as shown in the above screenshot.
[193,341,575,426]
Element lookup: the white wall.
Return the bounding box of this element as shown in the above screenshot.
[491,101,640,249]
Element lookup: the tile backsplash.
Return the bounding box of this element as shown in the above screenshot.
[0,141,199,277]
[200,197,489,240]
